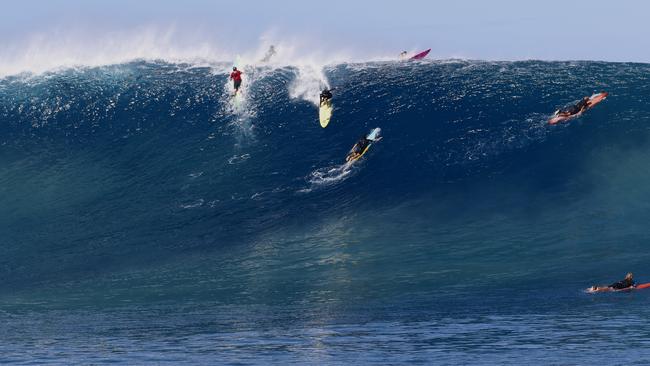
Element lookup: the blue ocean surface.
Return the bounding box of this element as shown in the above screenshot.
[2,60,650,364]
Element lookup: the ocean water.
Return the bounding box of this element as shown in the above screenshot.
[2,60,650,364]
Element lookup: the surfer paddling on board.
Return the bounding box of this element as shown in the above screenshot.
[230,67,243,95]
[346,129,382,162]
[320,88,334,106]
[557,96,590,117]
[346,136,372,162]
[588,273,636,293]
[549,92,608,124]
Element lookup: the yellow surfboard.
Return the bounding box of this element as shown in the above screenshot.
[319,100,333,128]
[346,145,370,163]
[345,128,381,162]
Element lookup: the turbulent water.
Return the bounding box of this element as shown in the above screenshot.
[2,60,650,364]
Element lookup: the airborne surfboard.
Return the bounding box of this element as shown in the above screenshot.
[410,49,431,60]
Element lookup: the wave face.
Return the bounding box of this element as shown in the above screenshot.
[3,60,650,363]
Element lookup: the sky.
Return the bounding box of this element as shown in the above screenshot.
[0,0,648,74]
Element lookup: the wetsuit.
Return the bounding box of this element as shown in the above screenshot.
[230,70,242,90]
[561,98,589,115]
[610,278,636,290]
[352,137,370,155]
[320,89,333,106]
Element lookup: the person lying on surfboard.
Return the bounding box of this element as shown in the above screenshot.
[557,96,590,117]
[230,67,243,95]
[549,92,608,125]
[320,88,334,106]
[346,132,382,162]
[346,135,372,162]
[588,273,636,293]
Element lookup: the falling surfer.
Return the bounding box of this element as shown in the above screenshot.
[260,45,277,63]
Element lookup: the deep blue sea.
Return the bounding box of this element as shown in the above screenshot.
[2,60,650,364]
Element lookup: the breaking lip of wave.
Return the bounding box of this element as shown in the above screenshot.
[4,25,641,80]
[0,26,509,81]
[0,27,375,79]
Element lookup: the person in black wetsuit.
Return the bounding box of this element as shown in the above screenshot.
[320,88,333,106]
[589,273,636,292]
[609,272,636,290]
[346,135,371,162]
[560,96,590,116]
[260,45,276,62]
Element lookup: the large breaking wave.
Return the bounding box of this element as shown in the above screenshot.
[2,59,650,312]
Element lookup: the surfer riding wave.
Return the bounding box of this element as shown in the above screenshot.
[230,67,243,95]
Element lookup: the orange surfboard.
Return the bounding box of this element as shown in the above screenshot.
[549,92,608,125]
[585,281,650,293]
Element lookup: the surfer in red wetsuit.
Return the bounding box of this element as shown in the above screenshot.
[230,67,243,95]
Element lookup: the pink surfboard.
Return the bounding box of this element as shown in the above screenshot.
[410,48,431,60]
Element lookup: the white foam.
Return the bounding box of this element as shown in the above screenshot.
[289,64,329,106]
[300,162,356,193]
[0,27,363,78]
[0,26,228,77]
